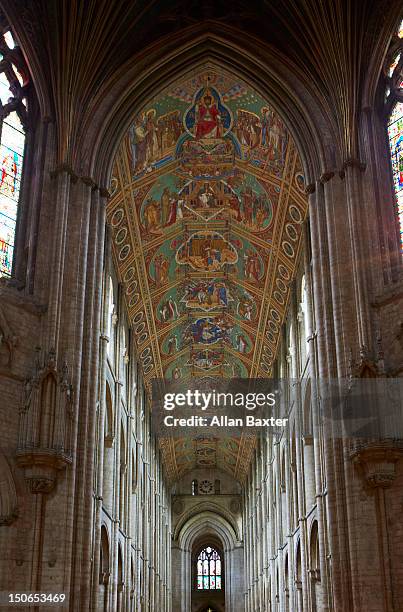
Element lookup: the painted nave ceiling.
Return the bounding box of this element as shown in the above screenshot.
[7,0,394,485]
[108,67,307,481]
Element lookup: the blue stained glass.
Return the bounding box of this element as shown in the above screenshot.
[203,576,209,589]
[388,102,403,251]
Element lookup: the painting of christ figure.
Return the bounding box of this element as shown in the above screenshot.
[184,85,232,140]
[195,90,222,139]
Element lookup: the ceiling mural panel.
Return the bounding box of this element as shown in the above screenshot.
[107,65,308,482]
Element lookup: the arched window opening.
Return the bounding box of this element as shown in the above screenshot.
[295,540,303,611]
[386,18,403,252]
[191,479,198,495]
[106,276,116,358]
[287,322,294,380]
[119,426,126,521]
[387,103,403,250]
[310,521,321,612]
[196,547,222,591]
[214,479,220,494]
[104,383,114,444]
[102,383,114,511]
[99,526,110,584]
[0,21,29,277]
[284,553,290,612]
[299,275,309,366]
[310,521,320,580]
[130,555,135,609]
[291,431,299,530]
[117,545,124,612]
[120,323,129,397]
[280,448,287,543]
[131,446,137,493]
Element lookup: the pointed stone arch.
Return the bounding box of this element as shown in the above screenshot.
[86,28,332,188]
[174,510,243,612]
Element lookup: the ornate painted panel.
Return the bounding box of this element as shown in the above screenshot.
[108,66,308,481]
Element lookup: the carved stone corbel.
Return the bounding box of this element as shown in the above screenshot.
[350,441,403,488]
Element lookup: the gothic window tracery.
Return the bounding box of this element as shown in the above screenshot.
[0,21,28,277]
[196,547,222,590]
[386,18,403,251]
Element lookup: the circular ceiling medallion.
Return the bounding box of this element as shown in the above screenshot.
[285,223,298,241]
[133,311,144,324]
[123,267,136,282]
[289,204,303,223]
[115,226,127,245]
[282,241,295,258]
[119,244,130,261]
[278,264,290,280]
[276,278,287,293]
[273,290,285,305]
[128,293,139,307]
[266,330,276,343]
[137,332,148,345]
[268,320,278,332]
[261,361,271,373]
[134,322,146,335]
[263,345,273,358]
[126,281,137,295]
[111,208,124,227]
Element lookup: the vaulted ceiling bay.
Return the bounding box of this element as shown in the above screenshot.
[107,65,307,482]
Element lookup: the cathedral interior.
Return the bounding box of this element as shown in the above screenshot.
[1,1,403,611]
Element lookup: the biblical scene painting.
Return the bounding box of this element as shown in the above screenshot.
[108,65,307,408]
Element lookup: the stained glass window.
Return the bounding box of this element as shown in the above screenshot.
[386,19,403,251]
[387,103,403,249]
[196,547,222,590]
[0,24,28,277]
